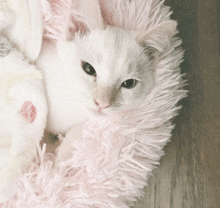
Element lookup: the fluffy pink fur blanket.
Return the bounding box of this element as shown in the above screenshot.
[1,0,187,207]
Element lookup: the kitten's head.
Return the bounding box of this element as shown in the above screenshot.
[58,21,177,115]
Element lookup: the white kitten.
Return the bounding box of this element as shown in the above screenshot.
[37,22,177,135]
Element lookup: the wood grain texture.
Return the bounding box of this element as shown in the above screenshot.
[134,0,220,207]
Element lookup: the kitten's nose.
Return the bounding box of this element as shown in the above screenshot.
[95,99,111,109]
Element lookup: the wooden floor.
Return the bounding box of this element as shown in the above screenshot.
[134,0,220,207]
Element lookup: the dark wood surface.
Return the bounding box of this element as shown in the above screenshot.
[134,0,220,207]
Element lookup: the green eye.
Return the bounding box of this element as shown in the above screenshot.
[82,61,96,76]
[121,79,137,89]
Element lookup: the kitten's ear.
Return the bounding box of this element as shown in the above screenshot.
[136,20,177,54]
[75,0,104,31]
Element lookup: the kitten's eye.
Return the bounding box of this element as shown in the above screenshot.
[121,79,137,89]
[82,61,96,76]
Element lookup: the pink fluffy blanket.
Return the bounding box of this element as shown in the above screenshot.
[1,0,187,207]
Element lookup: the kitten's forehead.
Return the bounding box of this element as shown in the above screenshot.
[75,26,144,84]
[101,27,140,62]
[76,27,141,64]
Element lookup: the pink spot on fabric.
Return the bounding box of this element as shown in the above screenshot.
[19,101,37,123]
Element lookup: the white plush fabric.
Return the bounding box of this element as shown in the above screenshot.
[0,36,47,203]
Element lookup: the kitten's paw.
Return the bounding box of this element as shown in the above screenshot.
[55,123,84,168]
[0,36,12,57]
[55,135,76,168]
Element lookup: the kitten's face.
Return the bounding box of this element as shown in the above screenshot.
[65,27,154,115]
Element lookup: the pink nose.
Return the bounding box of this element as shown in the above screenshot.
[95,99,111,109]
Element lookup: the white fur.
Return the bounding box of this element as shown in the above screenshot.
[37,40,91,135]
[37,22,176,136]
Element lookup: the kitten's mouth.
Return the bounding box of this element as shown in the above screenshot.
[88,107,111,116]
